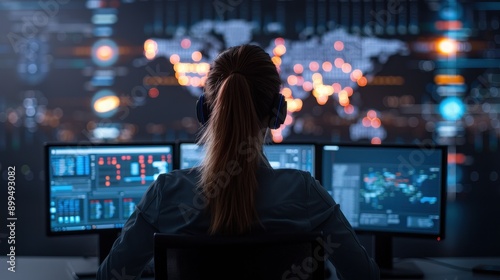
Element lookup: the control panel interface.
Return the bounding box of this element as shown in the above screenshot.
[322,145,444,235]
[48,145,173,232]
[180,143,315,174]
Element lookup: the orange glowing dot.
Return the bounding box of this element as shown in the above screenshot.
[190,76,201,87]
[273,45,287,56]
[437,38,458,55]
[357,77,368,87]
[312,73,323,82]
[371,137,382,145]
[272,134,283,143]
[334,41,344,51]
[371,118,381,128]
[144,39,157,51]
[317,95,328,105]
[284,115,293,125]
[287,75,298,85]
[332,83,342,92]
[116,176,121,180]
[334,58,344,68]
[293,64,303,74]
[105,176,110,180]
[295,99,303,111]
[341,63,352,73]
[368,110,377,119]
[105,182,110,187]
[322,61,333,72]
[281,87,292,98]
[271,56,282,66]
[274,37,285,45]
[302,81,313,91]
[362,117,371,127]
[96,45,113,61]
[344,104,354,114]
[351,69,363,80]
[309,61,319,72]
[145,50,156,60]
[170,54,180,64]
[344,87,353,96]
[181,38,191,49]
[192,51,202,62]
[148,88,159,98]
[339,96,350,106]
[178,75,189,86]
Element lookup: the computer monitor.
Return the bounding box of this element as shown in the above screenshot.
[179,142,315,174]
[45,142,174,264]
[264,144,315,175]
[321,143,447,278]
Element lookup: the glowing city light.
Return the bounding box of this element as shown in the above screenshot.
[192,51,202,62]
[181,38,191,49]
[309,61,319,72]
[144,39,158,60]
[293,64,303,74]
[437,38,458,55]
[91,39,119,67]
[92,90,120,117]
[334,41,344,51]
[439,96,465,121]
[170,54,180,64]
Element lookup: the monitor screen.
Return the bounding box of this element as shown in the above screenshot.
[179,143,315,174]
[179,143,205,170]
[264,144,315,175]
[321,144,446,237]
[46,143,174,234]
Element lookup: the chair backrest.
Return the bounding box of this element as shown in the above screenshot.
[154,232,325,280]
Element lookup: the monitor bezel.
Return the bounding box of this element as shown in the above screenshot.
[44,141,176,237]
[318,142,447,240]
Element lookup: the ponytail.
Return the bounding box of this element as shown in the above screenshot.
[199,73,262,235]
[198,44,281,235]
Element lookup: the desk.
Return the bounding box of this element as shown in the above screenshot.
[387,258,500,280]
[0,256,498,279]
[0,256,154,280]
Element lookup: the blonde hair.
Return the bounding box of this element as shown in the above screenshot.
[198,45,281,235]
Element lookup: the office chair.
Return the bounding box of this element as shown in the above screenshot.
[154,232,326,280]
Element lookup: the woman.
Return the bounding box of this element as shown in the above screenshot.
[98,44,379,279]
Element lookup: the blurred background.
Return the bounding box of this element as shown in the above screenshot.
[0,0,499,258]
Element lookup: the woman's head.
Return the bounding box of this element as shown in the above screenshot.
[203,44,282,127]
[198,44,282,235]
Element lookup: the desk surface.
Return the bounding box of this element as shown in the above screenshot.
[0,256,499,280]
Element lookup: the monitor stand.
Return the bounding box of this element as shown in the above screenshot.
[72,231,119,279]
[374,234,424,279]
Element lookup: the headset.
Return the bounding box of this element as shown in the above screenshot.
[196,93,287,129]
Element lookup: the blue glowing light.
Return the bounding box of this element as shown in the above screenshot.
[439,96,465,121]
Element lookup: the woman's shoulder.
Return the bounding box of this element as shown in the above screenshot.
[152,168,200,190]
[261,167,315,181]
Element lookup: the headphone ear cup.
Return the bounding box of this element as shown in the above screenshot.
[268,94,287,129]
[196,95,211,125]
